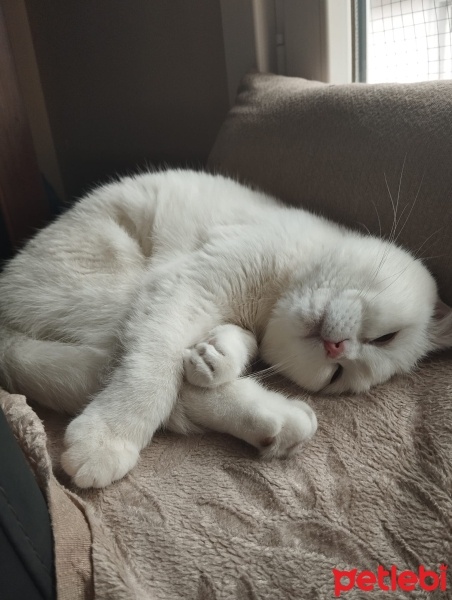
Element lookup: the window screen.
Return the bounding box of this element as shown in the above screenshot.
[365,0,452,82]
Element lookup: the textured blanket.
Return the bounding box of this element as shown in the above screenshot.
[2,350,451,599]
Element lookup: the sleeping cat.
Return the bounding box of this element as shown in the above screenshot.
[1,169,451,488]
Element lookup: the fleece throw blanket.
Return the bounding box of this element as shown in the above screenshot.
[1,353,452,599]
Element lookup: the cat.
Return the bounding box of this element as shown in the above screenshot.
[1,169,451,488]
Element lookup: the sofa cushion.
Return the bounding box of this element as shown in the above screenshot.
[208,73,452,303]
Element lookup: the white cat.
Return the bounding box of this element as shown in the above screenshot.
[1,170,451,488]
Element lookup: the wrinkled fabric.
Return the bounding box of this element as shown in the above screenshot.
[2,354,452,599]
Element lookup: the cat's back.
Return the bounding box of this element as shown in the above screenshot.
[33,168,284,266]
[4,169,274,272]
[0,168,341,307]
[0,170,281,341]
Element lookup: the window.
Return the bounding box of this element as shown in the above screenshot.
[358,0,452,83]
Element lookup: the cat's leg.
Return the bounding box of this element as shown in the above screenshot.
[183,324,258,388]
[0,326,110,414]
[61,269,218,488]
[170,377,317,458]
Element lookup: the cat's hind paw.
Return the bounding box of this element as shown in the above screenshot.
[257,399,317,459]
[61,414,140,488]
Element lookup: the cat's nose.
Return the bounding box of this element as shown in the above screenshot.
[323,339,345,359]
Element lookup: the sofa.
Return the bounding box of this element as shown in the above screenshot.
[1,72,452,599]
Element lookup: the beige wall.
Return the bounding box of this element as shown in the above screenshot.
[22,1,231,199]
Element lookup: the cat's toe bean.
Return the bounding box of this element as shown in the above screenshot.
[61,414,140,488]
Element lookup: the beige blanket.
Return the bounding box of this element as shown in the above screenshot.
[2,351,452,599]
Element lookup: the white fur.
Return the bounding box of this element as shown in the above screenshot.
[183,324,258,388]
[0,169,450,487]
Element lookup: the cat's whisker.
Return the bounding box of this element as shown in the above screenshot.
[246,367,286,383]
[395,154,407,222]
[410,228,443,262]
[249,357,296,377]
[384,171,398,245]
[392,171,425,246]
[368,262,413,302]
[360,162,423,301]
[246,353,306,382]
[358,245,392,299]
[384,171,396,231]
[358,222,371,236]
[392,200,409,235]
[371,198,383,239]
[356,225,393,297]
[417,254,447,262]
[370,265,410,288]
[384,157,411,251]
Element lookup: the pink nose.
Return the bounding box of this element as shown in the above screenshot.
[323,339,345,359]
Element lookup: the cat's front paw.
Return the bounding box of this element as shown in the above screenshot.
[183,325,257,388]
[257,399,317,459]
[61,414,140,488]
[183,340,238,388]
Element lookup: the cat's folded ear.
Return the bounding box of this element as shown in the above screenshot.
[428,299,452,351]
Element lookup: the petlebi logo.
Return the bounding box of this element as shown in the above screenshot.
[332,565,448,596]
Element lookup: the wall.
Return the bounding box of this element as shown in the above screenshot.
[23,0,231,199]
[0,3,49,258]
[1,0,65,202]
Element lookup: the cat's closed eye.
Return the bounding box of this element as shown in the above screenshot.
[370,332,398,345]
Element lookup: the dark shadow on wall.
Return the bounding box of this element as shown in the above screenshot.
[25,0,230,200]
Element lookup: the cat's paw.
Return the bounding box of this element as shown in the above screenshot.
[61,414,140,488]
[255,399,317,459]
[183,325,257,388]
[183,340,239,387]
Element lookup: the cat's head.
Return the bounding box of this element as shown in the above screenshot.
[261,235,452,394]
